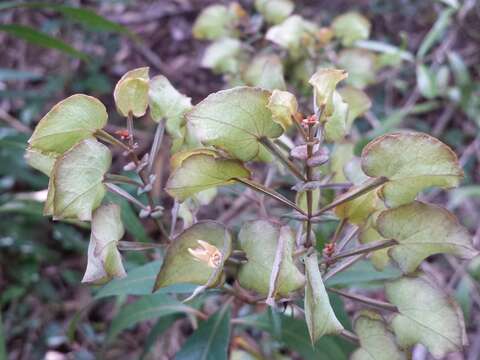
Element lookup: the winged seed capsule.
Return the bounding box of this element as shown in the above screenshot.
[188,240,222,268]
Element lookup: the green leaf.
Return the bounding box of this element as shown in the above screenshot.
[358,214,391,270]
[417,9,454,59]
[416,64,437,99]
[238,220,304,296]
[351,310,406,360]
[385,274,467,358]
[330,141,354,182]
[361,132,464,207]
[332,12,371,46]
[304,253,344,343]
[114,67,150,117]
[52,138,111,220]
[338,86,371,131]
[175,303,231,360]
[337,49,377,89]
[192,4,239,40]
[149,75,192,138]
[140,315,181,360]
[154,221,232,290]
[24,147,56,176]
[82,204,126,284]
[309,68,348,116]
[325,260,401,287]
[255,0,294,24]
[376,201,477,273]
[187,87,283,161]
[0,24,88,60]
[324,91,349,142]
[108,293,199,342]
[243,54,286,91]
[335,188,381,225]
[201,38,243,74]
[267,89,297,130]
[165,150,250,202]
[265,15,319,58]
[28,94,107,154]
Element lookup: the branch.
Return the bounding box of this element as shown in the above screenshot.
[327,287,398,312]
[259,137,306,181]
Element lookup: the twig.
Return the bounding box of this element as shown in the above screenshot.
[259,137,306,181]
[327,287,398,312]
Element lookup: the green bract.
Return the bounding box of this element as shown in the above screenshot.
[351,311,406,360]
[237,220,304,296]
[267,89,298,130]
[154,221,232,290]
[377,201,477,273]
[82,204,126,284]
[309,68,348,116]
[149,75,192,138]
[361,132,464,207]
[165,149,251,202]
[187,87,283,161]
[332,12,371,46]
[28,94,107,154]
[113,67,150,117]
[51,138,111,221]
[386,274,468,358]
[304,253,343,343]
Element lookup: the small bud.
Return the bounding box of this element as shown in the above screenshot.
[188,240,223,269]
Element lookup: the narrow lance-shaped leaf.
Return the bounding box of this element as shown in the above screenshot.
[361,132,464,207]
[28,94,107,154]
[304,253,344,344]
[238,220,304,297]
[187,87,283,161]
[52,138,111,221]
[82,203,126,284]
[385,274,468,358]
[165,149,251,202]
[114,67,150,117]
[309,68,348,116]
[154,221,232,291]
[332,12,371,46]
[351,310,406,360]
[149,75,192,138]
[376,201,477,273]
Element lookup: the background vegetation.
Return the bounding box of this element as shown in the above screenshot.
[1,0,479,359]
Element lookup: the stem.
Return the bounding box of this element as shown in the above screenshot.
[329,239,397,262]
[259,137,306,181]
[339,329,360,344]
[304,123,314,248]
[331,218,347,246]
[127,111,135,148]
[327,287,398,312]
[95,129,130,152]
[312,177,388,217]
[105,183,148,210]
[117,241,165,251]
[147,119,166,175]
[323,254,365,282]
[104,174,143,187]
[234,177,307,216]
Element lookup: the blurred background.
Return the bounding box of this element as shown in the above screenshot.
[1,0,480,359]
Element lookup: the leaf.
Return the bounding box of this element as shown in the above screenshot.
[376,201,477,273]
[330,141,354,182]
[108,293,200,342]
[82,204,126,284]
[175,303,231,360]
[140,315,180,360]
[267,89,297,130]
[304,253,344,343]
[309,68,348,116]
[337,49,377,89]
[338,86,371,130]
[351,310,406,360]
[28,94,107,154]
[361,132,464,207]
[192,4,239,40]
[332,12,371,46]
[0,24,88,60]
[416,64,437,99]
[52,138,111,220]
[238,220,304,296]
[255,0,294,24]
[385,274,468,358]
[265,15,319,59]
[154,221,232,290]
[187,87,283,161]
[24,147,56,176]
[149,75,192,138]
[324,91,349,142]
[325,260,401,287]
[165,150,250,202]
[417,9,454,59]
[243,54,286,91]
[114,67,150,117]
[335,188,380,225]
[358,214,391,270]
[201,38,243,74]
